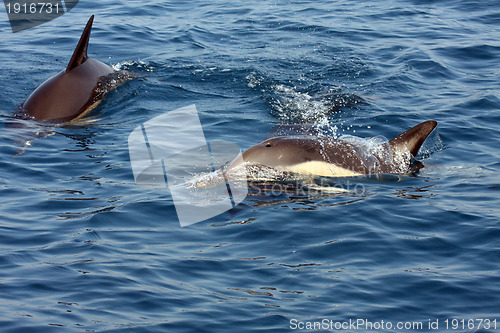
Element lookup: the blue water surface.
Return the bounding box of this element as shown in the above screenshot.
[0,0,499,332]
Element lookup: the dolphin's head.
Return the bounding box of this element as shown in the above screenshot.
[237,137,320,168]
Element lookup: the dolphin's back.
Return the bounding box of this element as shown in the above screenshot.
[18,15,116,122]
[22,58,113,121]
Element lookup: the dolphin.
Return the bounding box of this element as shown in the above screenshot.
[223,120,438,180]
[15,15,128,122]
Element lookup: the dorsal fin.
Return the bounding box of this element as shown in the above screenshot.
[389,120,437,157]
[66,15,94,72]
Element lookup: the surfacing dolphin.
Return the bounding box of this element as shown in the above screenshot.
[220,120,438,182]
[15,15,131,122]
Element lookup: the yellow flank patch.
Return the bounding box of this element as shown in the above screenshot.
[71,100,102,122]
[284,161,362,177]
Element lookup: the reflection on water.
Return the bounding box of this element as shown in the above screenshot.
[393,185,435,200]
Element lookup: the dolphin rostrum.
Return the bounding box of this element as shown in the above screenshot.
[16,15,129,122]
[222,120,438,181]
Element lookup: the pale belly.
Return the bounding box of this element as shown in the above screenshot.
[282,161,363,177]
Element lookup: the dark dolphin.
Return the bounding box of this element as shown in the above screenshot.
[226,120,438,178]
[16,15,126,122]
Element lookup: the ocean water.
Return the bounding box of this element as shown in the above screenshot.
[1,0,499,332]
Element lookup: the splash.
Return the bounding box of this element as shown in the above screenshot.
[191,162,300,188]
[270,84,338,127]
[112,60,155,72]
[340,135,391,172]
[340,135,412,174]
[188,170,226,188]
[246,73,365,137]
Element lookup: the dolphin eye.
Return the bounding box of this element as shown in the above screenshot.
[265,142,272,147]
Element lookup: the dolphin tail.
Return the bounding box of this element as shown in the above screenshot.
[389,120,437,157]
[66,15,94,72]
